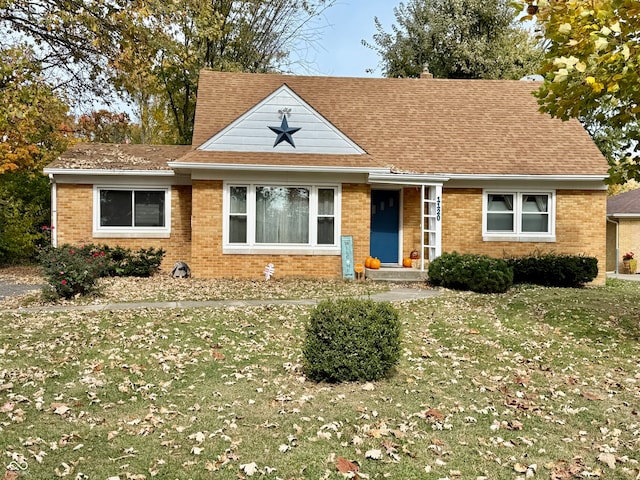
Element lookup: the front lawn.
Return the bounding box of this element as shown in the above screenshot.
[1,279,639,479]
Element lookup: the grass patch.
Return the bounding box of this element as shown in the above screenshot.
[1,281,640,478]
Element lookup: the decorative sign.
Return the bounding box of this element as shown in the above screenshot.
[268,112,301,148]
[263,263,275,281]
[341,236,355,279]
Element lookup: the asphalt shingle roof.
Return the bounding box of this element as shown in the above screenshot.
[46,143,191,171]
[47,71,608,177]
[187,70,608,176]
[608,189,640,215]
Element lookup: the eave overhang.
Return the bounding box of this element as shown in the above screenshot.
[168,161,390,175]
[44,168,175,177]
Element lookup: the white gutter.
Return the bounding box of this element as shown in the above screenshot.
[607,213,640,218]
[43,168,175,176]
[168,162,390,175]
[369,173,450,184]
[48,174,57,248]
[444,173,608,182]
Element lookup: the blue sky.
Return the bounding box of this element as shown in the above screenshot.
[291,0,400,78]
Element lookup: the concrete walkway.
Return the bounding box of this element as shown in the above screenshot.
[2,287,442,314]
[608,272,640,281]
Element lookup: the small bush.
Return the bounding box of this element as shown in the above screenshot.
[303,298,401,383]
[506,252,598,287]
[39,243,166,299]
[39,244,108,299]
[428,252,513,294]
[101,245,165,277]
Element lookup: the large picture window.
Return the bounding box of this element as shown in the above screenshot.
[94,187,171,237]
[225,183,339,252]
[484,191,554,241]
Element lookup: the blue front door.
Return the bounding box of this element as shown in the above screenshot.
[370,189,400,264]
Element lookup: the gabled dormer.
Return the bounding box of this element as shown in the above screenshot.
[197,85,365,155]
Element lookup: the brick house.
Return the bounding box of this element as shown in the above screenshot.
[44,70,609,282]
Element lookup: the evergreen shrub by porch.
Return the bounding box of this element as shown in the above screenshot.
[101,245,165,277]
[506,252,598,287]
[303,298,401,383]
[428,252,513,294]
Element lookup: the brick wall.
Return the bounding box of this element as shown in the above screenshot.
[616,218,640,272]
[441,188,607,284]
[189,181,371,279]
[56,182,607,283]
[55,183,192,271]
[402,187,422,259]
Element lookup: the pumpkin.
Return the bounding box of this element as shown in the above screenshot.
[410,250,420,260]
[402,257,412,268]
[370,257,381,269]
[365,256,373,268]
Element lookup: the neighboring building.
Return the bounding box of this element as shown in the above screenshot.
[607,189,640,273]
[44,71,609,282]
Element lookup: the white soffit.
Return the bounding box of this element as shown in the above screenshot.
[197,85,366,155]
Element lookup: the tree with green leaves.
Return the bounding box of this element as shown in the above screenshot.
[1,0,336,144]
[367,0,543,79]
[518,0,640,183]
[112,0,336,144]
[0,45,73,263]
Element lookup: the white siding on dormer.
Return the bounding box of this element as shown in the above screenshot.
[197,86,366,155]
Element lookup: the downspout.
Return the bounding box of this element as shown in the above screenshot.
[49,174,57,248]
[606,216,619,274]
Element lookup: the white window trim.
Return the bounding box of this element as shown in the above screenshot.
[223,182,342,255]
[92,186,172,238]
[482,190,556,242]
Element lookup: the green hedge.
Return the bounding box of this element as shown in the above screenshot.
[428,252,513,294]
[506,252,598,287]
[303,298,401,383]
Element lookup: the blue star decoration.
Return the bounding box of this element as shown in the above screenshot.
[268,116,301,148]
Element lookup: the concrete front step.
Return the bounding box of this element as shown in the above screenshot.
[365,266,428,282]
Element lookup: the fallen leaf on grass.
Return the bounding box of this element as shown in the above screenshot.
[211,351,225,360]
[336,457,359,474]
[50,403,70,415]
[2,471,19,480]
[240,462,258,476]
[597,452,616,469]
[547,458,585,480]
[424,408,445,421]
[582,391,603,401]
[365,449,382,460]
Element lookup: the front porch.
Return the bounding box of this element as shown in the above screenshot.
[365,265,428,282]
[368,178,443,276]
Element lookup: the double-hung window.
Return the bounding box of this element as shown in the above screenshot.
[93,187,171,237]
[225,184,340,253]
[483,191,555,241]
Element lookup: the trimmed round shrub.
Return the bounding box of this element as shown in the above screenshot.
[428,251,513,294]
[303,298,401,383]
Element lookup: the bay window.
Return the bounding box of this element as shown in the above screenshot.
[225,183,340,252]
